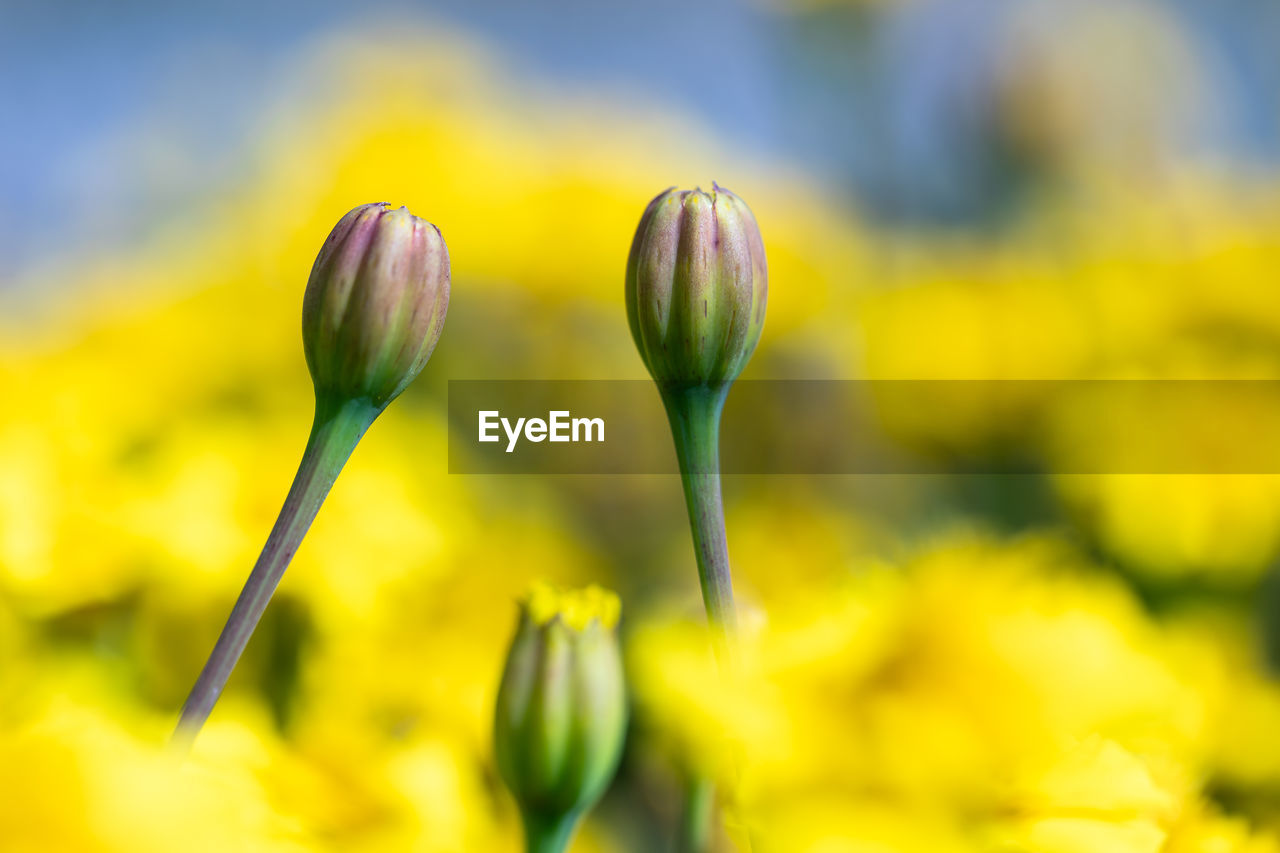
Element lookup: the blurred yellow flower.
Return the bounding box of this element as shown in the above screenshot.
[3,18,1280,853]
[629,534,1278,850]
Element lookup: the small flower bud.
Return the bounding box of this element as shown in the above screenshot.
[302,202,450,408]
[175,204,449,744]
[494,583,628,850]
[625,184,767,388]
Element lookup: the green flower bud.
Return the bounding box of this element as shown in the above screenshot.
[302,202,450,409]
[625,184,767,388]
[494,583,628,853]
[174,203,449,746]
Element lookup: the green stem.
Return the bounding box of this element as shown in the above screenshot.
[171,396,379,749]
[677,774,716,853]
[523,811,578,853]
[662,383,741,852]
[661,383,738,660]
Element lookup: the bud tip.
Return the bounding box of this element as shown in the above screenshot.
[524,582,621,631]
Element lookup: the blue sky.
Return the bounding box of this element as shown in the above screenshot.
[2,0,1277,280]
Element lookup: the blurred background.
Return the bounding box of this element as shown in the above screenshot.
[5,0,1280,850]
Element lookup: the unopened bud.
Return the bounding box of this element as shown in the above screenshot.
[494,583,627,851]
[302,202,450,408]
[625,184,767,389]
[175,202,450,745]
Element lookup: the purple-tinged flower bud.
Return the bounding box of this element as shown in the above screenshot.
[626,185,767,388]
[494,583,628,852]
[303,202,450,408]
[174,203,449,746]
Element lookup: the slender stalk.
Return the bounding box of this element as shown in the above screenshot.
[523,812,578,853]
[662,382,744,853]
[677,774,716,853]
[660,382,738,659]
[172,395,380,749]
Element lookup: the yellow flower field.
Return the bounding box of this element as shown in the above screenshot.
[4,19,1280,853]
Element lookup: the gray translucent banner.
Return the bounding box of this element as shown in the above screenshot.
[446,380,1280,474]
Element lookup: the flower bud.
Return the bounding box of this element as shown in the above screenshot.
[302,202,450,409]
[494,583,627,846]
[625,184,767,388]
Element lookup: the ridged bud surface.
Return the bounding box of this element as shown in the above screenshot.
[494,584,627,825]
[302,202,450,408]
[625,185,767,387]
